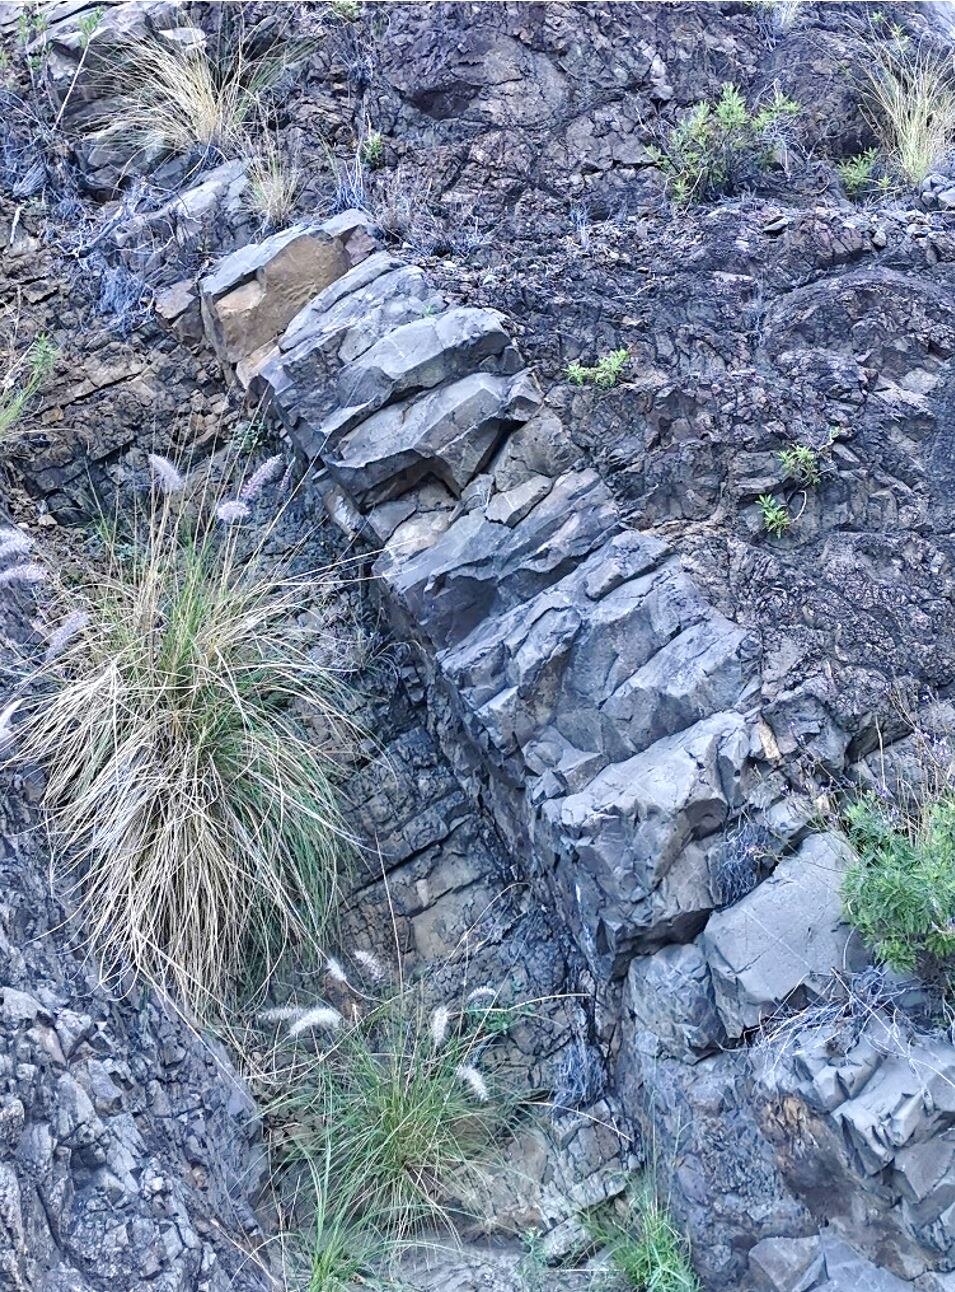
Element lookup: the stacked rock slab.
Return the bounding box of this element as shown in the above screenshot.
[199,216,955,1289]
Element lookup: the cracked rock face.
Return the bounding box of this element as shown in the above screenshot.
[8,1,955,1288]
[209,167,955,1285]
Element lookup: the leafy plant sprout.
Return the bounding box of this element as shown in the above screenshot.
[777,443,821,487]
[837,147,881,199]
[757,493,791,537]
[360,128,385,168]
[12,453,361,1016]
[565,348,630,388]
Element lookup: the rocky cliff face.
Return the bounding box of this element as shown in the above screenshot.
[3,2,955,1290]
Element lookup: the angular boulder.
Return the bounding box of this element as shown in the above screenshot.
[200,211,375,383]
[702,832,860,1037]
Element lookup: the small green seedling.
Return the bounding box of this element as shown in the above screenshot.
[565,348,629,389]
[837,148,880,199]
[361,130,384,168]
[757,493,791,537]
[777,443,821,487]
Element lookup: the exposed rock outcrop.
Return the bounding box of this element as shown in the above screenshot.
[196,190,955,1289]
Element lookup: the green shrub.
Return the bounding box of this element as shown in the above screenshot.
[565,348,629,388]
[15,455,356,1015]
[757,493,791,537]
[836,148,884,199]
[0,334,56,440]
[650,82,799,203]
[586,1181,699,1292]
[842,791,955,978]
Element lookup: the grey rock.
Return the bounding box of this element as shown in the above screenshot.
[324,370,541,506]
[317,305,520,445]
[702,833,861,1037]
[748,1234,826,1291]
[624,941,726,1061]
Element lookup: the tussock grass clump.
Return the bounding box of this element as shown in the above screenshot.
[586,1181,699,1292]
[865,42,955,185]
[15,455,357,1014]
[842,790,955,981]
[246,127,302,228]
[266,964,520,1284]
[0,332,56,440]
[99,25,299,162]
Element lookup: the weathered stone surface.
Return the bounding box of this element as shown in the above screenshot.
[624,941,726,1061]
[702,833,861,1037]
[753,993,955,1274]
[747,1233,915,1291]
[200,211,375,382]
[324,370,541,505]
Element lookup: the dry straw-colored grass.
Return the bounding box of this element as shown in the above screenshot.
[93,23,301,164]
[865,40,955,185]
[245,125,302,228]
[16,456,358,1015]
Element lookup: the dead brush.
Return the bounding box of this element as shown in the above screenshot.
[11,453,361,1016]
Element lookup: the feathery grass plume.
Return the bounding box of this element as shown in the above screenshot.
[865,40,955,184]
[326,956,348,984]
[0,700,21,753]
[147,452,185,495]
[288,1004,345,1038]
[260,1004,304,1023]
[240,453,285,502]
[353,947,385,981]
[215,499,250,523]
[430,1004,450,1049]
[0,562,46,585]
[44,610,89,662]
[14,464,360,1015]
[0,527,33,563]
[454,1063,489,1103]
[273,983,519,1253]
[466,985,497,1006]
